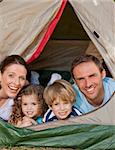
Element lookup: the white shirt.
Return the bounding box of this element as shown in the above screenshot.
[0,98,14,121]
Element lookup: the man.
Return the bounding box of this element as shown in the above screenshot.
[71,54,115,114]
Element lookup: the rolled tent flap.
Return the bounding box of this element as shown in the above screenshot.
[0,119,115,149]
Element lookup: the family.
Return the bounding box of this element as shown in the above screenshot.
[0,54,115,128]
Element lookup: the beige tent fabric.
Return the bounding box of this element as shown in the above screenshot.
[86,41,103,63]
[69,0,115,78]
[0,0,62,62]
[30,92,115,131]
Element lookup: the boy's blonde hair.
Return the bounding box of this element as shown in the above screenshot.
[43,79,76,107]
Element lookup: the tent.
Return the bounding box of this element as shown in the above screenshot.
[0,0,115,149]
[0,0,114,78]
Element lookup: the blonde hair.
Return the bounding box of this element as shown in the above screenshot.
[43,79,76,107]
[9,84,47,126]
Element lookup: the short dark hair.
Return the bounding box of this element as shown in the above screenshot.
[0,55,28,73]
[71,54,104,79]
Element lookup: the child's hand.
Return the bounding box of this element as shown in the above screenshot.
[17,116,37,127]
[22,116,37,126]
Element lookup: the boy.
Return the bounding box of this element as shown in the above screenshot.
[43,79,81,122]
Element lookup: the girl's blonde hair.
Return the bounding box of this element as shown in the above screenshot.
[9,84,47,125]
[43,79,76,107]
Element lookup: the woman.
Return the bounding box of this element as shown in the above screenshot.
[0,55,28,121]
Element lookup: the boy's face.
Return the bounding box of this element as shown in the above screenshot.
[50,98,72,120]
[22,94,39,118]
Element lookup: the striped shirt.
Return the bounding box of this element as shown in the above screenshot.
[43,106,82,122]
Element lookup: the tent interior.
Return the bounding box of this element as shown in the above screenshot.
[28,2,111,87]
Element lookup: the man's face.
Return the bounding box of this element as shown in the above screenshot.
[73,61,105,105]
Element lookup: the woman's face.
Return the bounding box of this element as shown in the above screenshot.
[0,64,27,99]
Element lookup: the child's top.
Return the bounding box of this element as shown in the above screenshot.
[43,106,82,122]
[36,116,43,124]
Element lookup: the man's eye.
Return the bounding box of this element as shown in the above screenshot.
[90,75,94,77]
[90,74,97,78]
[78,78,84,81]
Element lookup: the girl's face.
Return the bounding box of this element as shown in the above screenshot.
[51,98,72,120]
[21,94,40,118]
[0,64,27,99]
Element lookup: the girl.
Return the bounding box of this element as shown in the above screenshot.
[9,84,47,127]
[43,79,82,122]
[0,55,28,121]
